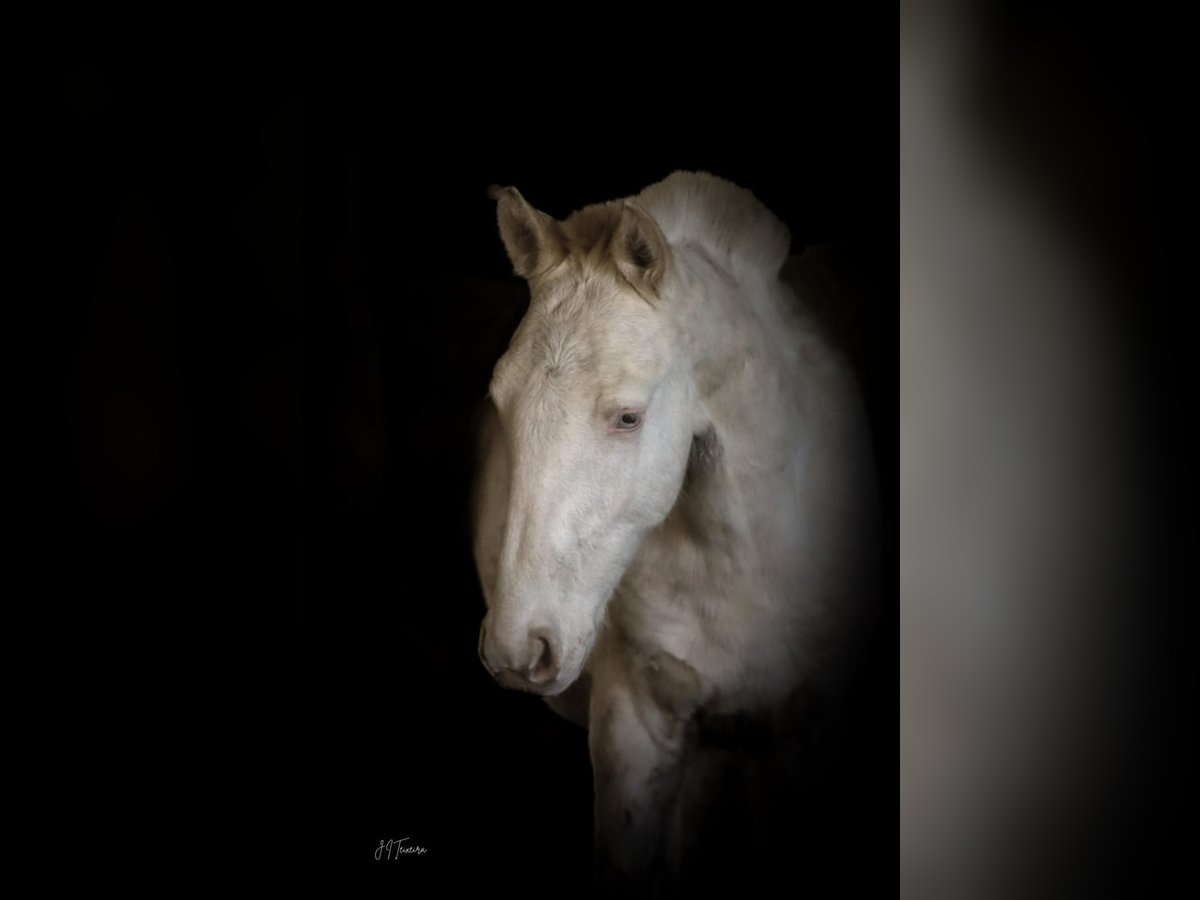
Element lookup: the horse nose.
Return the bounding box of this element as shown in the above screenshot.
[525,631,559,684]
[478,621,560,687]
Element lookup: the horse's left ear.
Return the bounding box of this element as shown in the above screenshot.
[613,202,670,298]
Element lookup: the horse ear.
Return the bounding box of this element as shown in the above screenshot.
[489,185,565,279]
[613,202,670,298]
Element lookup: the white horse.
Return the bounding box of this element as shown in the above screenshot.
[472,171,876,887]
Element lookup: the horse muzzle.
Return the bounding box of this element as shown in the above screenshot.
[478,619,564,694]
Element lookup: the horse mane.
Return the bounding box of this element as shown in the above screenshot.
[635,171,792,280]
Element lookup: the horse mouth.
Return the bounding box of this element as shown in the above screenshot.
[493,669,563,695]
[484,655,583,696]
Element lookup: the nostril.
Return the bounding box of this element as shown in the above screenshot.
[527,634,558,684]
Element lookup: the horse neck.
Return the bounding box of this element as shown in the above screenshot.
[668,244,807,451]
[654,244,875,649]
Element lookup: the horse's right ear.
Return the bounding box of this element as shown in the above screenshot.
[489,185,565,279]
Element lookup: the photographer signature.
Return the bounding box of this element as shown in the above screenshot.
[375,837,428,860]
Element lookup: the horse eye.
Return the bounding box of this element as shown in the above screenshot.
[615,411,642,431]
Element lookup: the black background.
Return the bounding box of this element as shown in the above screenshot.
[54,38,888,893]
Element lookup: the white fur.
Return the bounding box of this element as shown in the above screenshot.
[473,172,876,884]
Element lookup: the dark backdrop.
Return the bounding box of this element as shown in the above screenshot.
[55,52,892,892]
